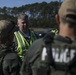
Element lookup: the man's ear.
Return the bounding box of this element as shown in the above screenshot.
[55,14,60,24]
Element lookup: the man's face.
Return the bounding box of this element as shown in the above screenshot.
[68,23,76,36]
[18,19,26,31]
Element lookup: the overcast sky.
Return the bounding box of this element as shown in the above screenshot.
[0,0,63,8]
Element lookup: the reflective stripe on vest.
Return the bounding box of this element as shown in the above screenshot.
[14,31,36,58]
[51,29,58,35]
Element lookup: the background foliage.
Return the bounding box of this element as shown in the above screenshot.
[0,1,61,28]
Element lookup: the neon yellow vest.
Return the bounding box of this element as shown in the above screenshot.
[14,31,36,58]
[51,29,58,35]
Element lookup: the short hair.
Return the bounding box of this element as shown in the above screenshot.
[58,0,76,24]
[18,13,28,21]
[0,20,18,38]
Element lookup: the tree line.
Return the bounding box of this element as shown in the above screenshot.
[0,1,61,28]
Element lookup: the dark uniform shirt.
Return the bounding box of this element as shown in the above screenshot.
[0,45,22,75]
[21,33,76,75]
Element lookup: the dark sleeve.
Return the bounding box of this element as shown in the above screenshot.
[13,35,18,51]
[20,58,32,75]
[20,40,37,75]
[20,59,26,75]
[20,39,42,75]
[20,38,51,75]
[2,53,22,75]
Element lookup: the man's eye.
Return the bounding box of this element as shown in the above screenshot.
[22,22,24,24]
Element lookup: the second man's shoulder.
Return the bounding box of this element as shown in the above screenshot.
[3,52,20,60]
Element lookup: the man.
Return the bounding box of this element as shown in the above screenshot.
[0,20,22,75]
[21,0,76,75]
[14,13,37,59]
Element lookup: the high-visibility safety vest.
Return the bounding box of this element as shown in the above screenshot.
[14,31,37,59]
[51,29,58,35]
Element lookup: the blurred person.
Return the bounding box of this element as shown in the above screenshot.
[21,0,76,75]
[0,20,22,75]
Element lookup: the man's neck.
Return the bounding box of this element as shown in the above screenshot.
[59,32,75,40]
[59,24,75,40]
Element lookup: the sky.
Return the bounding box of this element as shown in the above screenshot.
[0,0,63,8]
